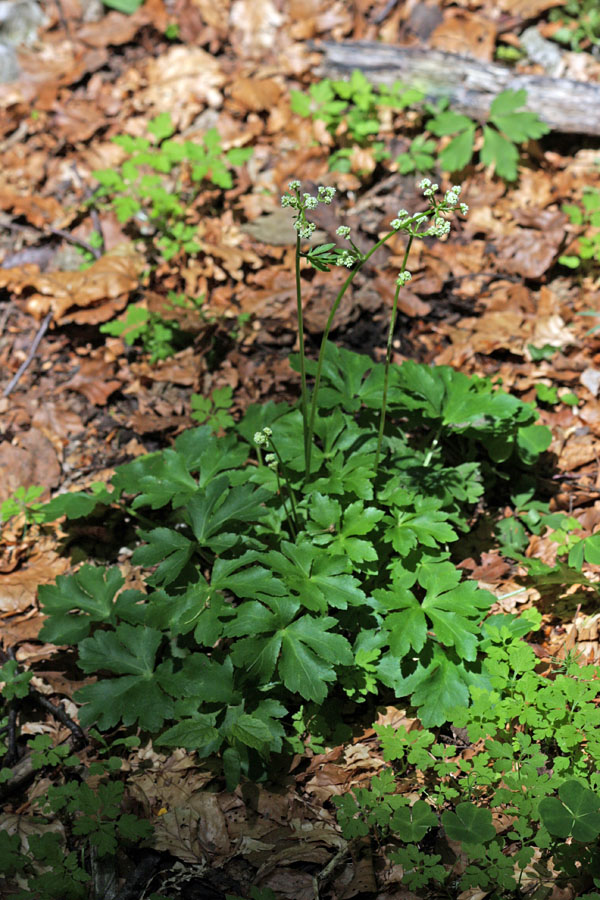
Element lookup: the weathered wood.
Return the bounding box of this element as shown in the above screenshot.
[313,39,600,136]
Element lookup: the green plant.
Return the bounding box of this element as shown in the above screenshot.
[334,616,600,896]
[36,179,552,789]
[190,385,234,431]
[0,739,152,900]
[395,134,437,175]
[535,383,579,407]
[91,113,252,262]
[549,0,600,51]
[290,70,424,173]
[1,485,45,535]
[428,89,549,181]
[102,0,143,12]
[100,292,207,362]
[560,187,600,270]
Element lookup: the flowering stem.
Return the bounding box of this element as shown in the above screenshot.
[270,437,299,530]
[305,230,398,481]
[375,234,414,473]
[295,234,310,468]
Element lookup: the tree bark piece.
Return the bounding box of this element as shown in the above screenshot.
[313,40,600,136]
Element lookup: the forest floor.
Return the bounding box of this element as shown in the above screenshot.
[3,0,600,898]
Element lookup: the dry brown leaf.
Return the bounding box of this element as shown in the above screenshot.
[0,550,69,614]
[142,47,225,127]
[229,77,283,112]
[0,249,143,323]
[60,358,123,406]
[430,11,496,62]
[0,430,60,502]
[0,190,66,228]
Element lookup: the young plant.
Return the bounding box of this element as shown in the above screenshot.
[290,70,424,173]
[395,134,437,176]
[36,178,553,789]
[559,186,600,270]
[0,737,153,900]
[190,385,235,431]
[548,0,600,52]
[334,615,600,897]
[428,89,549,181]
[1,484,45,535]
[100,293,207,362]
[91,113,252,262]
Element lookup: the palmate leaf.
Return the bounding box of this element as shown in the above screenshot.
[111,448,198,510]
[38,565,125,644]
[291,344,374,412]
[132,527,195,587]
[185,475,270,550]
[390,800,437,842]
[262,539,367,611]
[377,643,490,726]
[174,427,248,487]
[225,597,353,702]
[481,126,519,181]
[307,494,384,563]
[381,491,457,555]
[441,802,496,845]
[75,624,174,731]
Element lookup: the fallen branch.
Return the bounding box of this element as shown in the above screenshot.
[313,39,600,136]
[3,311,53,397]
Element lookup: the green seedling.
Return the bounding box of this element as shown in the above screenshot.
[91,113,252,262]
[428,88,549,181]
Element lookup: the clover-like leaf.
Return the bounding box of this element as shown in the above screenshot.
[539,780,600,842]
[390,800,437,842]
[441,802,496,844]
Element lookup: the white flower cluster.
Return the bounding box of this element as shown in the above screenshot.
[418,178,439,198]
[396,270,412,287]
[253,426,272,447]
[391,209,410,231]
[339,250,357,268]
[280,182,337,242]
[317,185,336,204]
[265,452,277,470]
[391,179,469,243]
[294,219,316,239]
[336,225,351,239]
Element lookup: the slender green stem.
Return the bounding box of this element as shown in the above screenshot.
[270,437,299,531]
[423,425,441,467]
[305,230,400,480]
[275,469,297,539]
[295,235,310,467]
[375,235,414,472]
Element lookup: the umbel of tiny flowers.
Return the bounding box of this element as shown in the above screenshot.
[281,178,468,478]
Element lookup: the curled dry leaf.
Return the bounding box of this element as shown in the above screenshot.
[0,247,144,323]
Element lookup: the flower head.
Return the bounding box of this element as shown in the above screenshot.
[459,203,469,215]
[288,180,301,192]
[336,225,351,239]
[339,250,356,268]
[396,270,412,287]
[317,185,336,204]
[303,193,318,210]
[281,194,299,209]
[254,426,272,447]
